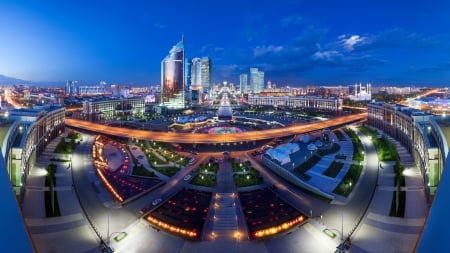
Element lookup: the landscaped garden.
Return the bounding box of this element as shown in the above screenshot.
[45,163,61,217]
[54,131,81,154]
[189,162,219,187]
[332,127,365,197]
[231,160,263,187]
[333,163,363,196]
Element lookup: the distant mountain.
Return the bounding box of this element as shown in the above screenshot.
[0,74,33,85]
[0,74,65,87]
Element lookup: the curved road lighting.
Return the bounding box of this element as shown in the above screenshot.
[65,113,366,144]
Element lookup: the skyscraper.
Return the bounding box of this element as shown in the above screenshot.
[65,80,78,96]
[200,57,211,93]
[190,57,202,105]
[191,58,202,87]
[161,38,185,108]
[250,67,264,94]
[240,74,248,94]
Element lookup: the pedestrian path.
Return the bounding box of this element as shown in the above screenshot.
[209,193,239,240]
[21,130,99,253]
[350,128,428,253]
[202,156,249,242]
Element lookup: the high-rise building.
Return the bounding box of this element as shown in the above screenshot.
[240,74,248,94]
[191,58,202,87]
[161,38,185,108]
[200,57,211,93]
[250,67,264,94]
[190,58,202,105]
[184,59,191,93]
[65,80,78,96]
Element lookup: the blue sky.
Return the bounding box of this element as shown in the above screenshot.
[0,0,449,86]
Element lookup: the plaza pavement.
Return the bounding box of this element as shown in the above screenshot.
[20,126,430,253]
[22,131,100,253]
[348,130,428,253]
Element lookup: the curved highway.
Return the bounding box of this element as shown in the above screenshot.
[65,112,366,143]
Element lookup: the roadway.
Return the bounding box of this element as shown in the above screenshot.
[65,113,366,144]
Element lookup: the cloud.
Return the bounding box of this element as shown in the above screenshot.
[335,28,440,52]
[200,44,225,54]
[153,22,166,29]
[253,45,284,57]
[312,50,342,62]
[280,15,304,27]
[408,62,450,73]
[342,35,366,51]
[215,26,440,84]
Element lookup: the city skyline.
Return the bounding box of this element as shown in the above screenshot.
[1,1,450,86]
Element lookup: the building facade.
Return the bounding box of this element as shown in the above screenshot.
[250,68,264,94]
[65,80,78,96]
[161,39,185,109]
[82,96,145,121]
[200,57,211,93]
[3,105,65,196]
[247,95,343,114]
[240,74,248,94]
[367,102,444,195]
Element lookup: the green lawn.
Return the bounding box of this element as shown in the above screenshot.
[333,163,363,197]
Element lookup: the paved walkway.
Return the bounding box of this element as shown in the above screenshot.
[202,155,249,241]
[21,125,429,253]
[349,129,428,253]
[22,130,99,253]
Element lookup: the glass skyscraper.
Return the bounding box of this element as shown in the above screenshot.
[200,57,211,93]
[250,67,264,94]
[240,74,248,94]
[161,39,185,108]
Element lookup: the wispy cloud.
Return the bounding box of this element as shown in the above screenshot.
[153,22,166,29]
[253,45,284,57]
[408,62,450,73]
[335,28,440,52]
[200,44,225,54]
[280,15,304,27]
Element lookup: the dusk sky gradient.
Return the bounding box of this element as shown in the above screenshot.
[1,0,450,87]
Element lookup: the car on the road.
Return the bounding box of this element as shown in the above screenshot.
[139,206,151,214]
[151,198,162,206]
[184,174,192,181]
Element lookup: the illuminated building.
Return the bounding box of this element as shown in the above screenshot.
[367,102,443,195]
[161,38,185,109]
[82,96,145,121]
[247,94,343,114]
[348,83,371,101]
[250,67,264,94]
[200,57,211,94]
[65,80,78,96]
[240,74,248,94]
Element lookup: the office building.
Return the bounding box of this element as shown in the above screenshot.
[200,57,211,94]
[65,80,78,96]
[161,38,185,109]
[240,74,248,94]
[250,68,264,94]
